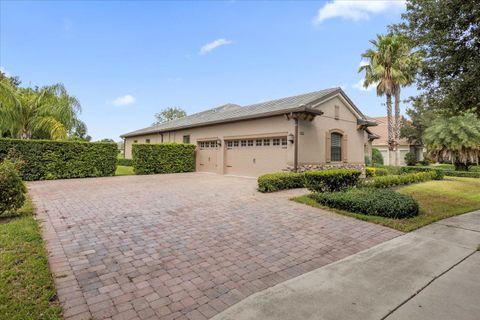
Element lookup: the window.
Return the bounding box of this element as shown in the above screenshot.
[183,135,190,144]
[263,139,270,146]
[227,141,233,148]
[281,137,287,146]
[256,139,262,146]
[241,140,247,147]
[273,138,280,146]
[133,140,138,143]
[331,132,342,162]
[145,139,150,144]
[247,140,254,147]
[233,140,239,147]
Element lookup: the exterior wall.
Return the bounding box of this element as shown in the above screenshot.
[374,145,411,166]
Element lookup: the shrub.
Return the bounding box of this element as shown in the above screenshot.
[365,167,388,177]
[469,166,480,173]
[443,170,480,178]
[132,143,196,174]
[309,188,419,219]
[364,155,372,166]
[399,166,444,180]
[304,169,361,192]
[258,172,305,193]
[372,148,384,165]
[364,171,437,188]
[404,152,417,166]
[0,138,117,181]
[0,160,26,215]
[117,158,133,166]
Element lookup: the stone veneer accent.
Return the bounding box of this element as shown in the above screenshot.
[286,163,365,173]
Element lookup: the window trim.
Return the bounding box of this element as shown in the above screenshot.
[330,131,343,162]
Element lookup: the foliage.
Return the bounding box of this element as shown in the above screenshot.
[364,171,438,188]
[392,0,480,116]
[372,148,384,165]
[0,160,26,215]
[0,80,82,140]
[132,143,196,174]
[404,152,417,166]
[257,172,305,193]
[0,199,62,319]
[0,138,117,181]
[364,155,372,166]
[304,169,361,193]
[443,171,480,179]
[309,188,419,219]
[400,96,436,145]
[153,107,187,125]
[68,119,91,141]
[365,167,388,178]
[117,157,132,166]
[423,113,480,170]
[399,166,444,180]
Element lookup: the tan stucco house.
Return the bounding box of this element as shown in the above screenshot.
[121,88,378,177]
[368,116,424,166]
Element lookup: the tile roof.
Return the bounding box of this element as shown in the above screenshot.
[368,116,410,146]
[121,87,363,137]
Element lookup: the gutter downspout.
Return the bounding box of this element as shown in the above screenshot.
[123,137,126,156]
[294,118,299,173]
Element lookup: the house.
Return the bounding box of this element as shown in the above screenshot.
[368,116,424,166]
[121,88,377,177]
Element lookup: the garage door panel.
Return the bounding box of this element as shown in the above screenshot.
[197,141,219,173]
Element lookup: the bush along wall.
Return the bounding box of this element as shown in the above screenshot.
[363,171,439,188]
[132,143,196,174]
[258,172,305,193]
[304,169,361,192]
[0,138,117,181]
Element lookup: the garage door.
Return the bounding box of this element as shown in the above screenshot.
[225,137,288,177]
[197,141,219,173]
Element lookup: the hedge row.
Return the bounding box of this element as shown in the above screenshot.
[0,160,26,215]
[132,143,196,174]
[364,171,439,188]
[304,169,361,192]
[257,172,304,192]
[117,158,133,166]
[399,166,444,180]
[309,188,419,218]
[0,138,117,180]
[365,167,388,177]
[443,170,480,178]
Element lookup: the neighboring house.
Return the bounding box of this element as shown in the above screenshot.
[368,116,423,166]
[121,88,377,177]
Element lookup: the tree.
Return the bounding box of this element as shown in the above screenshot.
[392,0,480,116]
[423,113,480,171]
[69,119,91,141]
[372,148,384,166]
[99,138,115,143]
[359,34,419,165]
[0,83,81,140]
[153,107,186,125]
[400,96,436,145]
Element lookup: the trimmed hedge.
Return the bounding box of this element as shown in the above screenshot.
[399,166,444,180]
[0,160,26,215]
[365,167,388,178]
[443,170,480,178]
[117,158,133,166]
[304,169,361,192]
[364,171,438,188]
[309,188,419,218]
[0,138,117,181]
[258,172,305,193]
[132,143,196,174]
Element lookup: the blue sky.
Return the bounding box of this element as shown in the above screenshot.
[1,0,414,141]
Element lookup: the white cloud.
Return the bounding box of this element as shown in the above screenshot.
[313,0,405,24]
[0,66,10,77]
[112,94,136,106]
[353,78,377,91]
[199,38,233,55]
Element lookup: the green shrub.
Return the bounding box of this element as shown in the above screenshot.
[0,160,26,215]
[364,155,372,166]
[309,188,419,219]
[372,148,384,165]
[364,171,437,188]
[376,165,403,175]
[304,169,361,192]
[399,166,444,180]
[469,166,480,173]
[365,167,388,177]
[404,152,417,166]
[258,172,305,193]
[0,138,117,181]
[117,158,133,166]
[132,143,196,174]
[443,170,480,178]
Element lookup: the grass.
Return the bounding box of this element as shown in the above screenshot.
[293,177,480,232]
[0,198,62,320]
[115,165,134,176]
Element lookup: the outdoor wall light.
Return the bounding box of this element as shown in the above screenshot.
[288,133,295,144]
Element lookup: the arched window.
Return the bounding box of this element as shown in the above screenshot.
[331,132,342,162]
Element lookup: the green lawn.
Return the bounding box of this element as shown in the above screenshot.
[294,177,480,232]
[0,199,62,320]
[115,165,134,176]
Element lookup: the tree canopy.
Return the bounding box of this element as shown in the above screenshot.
[153,107,187,125]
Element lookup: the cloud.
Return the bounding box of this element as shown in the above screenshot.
[199,38,233,55]
[0,66,10,77]
[353,78,377,91]
[112,94,136,106]
[313,0,405,24]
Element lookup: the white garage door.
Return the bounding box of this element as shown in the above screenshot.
[225,137,288,177]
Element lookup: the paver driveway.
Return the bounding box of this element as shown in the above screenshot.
[29,173,402,320]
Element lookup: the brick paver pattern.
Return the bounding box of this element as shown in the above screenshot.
[29,173,402,320]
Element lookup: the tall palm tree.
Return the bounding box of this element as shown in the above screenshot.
[0,83,81,139]
[359,34,419,165]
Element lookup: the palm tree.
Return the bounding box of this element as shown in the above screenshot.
[359,34,419,165]
[0,83,81,139]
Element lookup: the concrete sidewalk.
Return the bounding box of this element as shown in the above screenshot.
[212,211,480,320]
